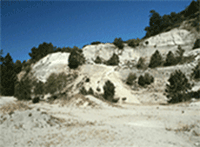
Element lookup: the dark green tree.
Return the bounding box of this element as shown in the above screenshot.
[160,15,173,31]
[103,80,115,102]
[80,87,87,95]
[88,87,94,95]
[193,39,200,50]
[113,38,124,49]
[138,75,146,87]
[29,42,54,63]
[184,0,199,17]
[126,73,137,85]
[137,57,146,70]
[14,60,22,74]
[149,50,163,68]
[45,73,57,94]
[126,38,140,48]
[144,10,162,38]
[164,51,177,66]
[143,73,154,85]
[1,53,17,96]
[165,70,192,103]
[68,46,85,69]
[176,45,185,64]
[191,61,200,80]
[94,56,102,64]
[106,53,119,66]
[14,77,32,100]
[45,72,68,95]
[34,81,45,96]
[91,41,102,45]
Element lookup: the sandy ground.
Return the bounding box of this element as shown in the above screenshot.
[0,96,200,147]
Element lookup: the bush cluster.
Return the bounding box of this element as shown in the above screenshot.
[113,38,124,50]
[149,50,163,68]
[32,97,40,104]
[137,57,147,70]
[103,80,115,102]
[45,72,68,95]
[164,46,195,66]
[14,77,32,101]
[68,46,85,69]
[94,56,102,64]
[126,73,137,85]
[138,73,154,87]
[193,39,200,50]
[191,61,200,80]
[164,51,177,66]
[106,53,119,66]
[165,70,192,103]
[91,41,102,45]
[79,87,94,95]
[126,38,141,48]
[144,1,199,38]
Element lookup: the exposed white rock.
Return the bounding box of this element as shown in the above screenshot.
[141,28,196,47]
[32,52,70,82]
[82,43,140,65]
[70,64,140,104]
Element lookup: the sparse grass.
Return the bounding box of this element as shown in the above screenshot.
[0,101,31,114]
[166,124,197,133]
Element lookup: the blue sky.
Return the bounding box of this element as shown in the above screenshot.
[1,0,192,62]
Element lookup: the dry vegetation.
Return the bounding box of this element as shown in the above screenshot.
[0,101,31,114]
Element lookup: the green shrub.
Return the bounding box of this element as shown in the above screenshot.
[165,70,192,103]
[80,87,87,95]
[14,78,32,101]
[126,39,140,48]
[94,56,102,64]
[45,72,68,95]
[126,73,137,85]
[113,38,124,49]
[29,42,54,63]
[91,41,102,45]
[34,81,44,95]
[191,61,200,80]
[137,57,147,70]
[138,75,146,87]
[193,39,200,50]
[32,97,40,104]
[179,54,196,65]
[24,65,31,74]
[88,87,94,95]
[138,73,154,87]
[68,46,85,69]
[149,50,163,68]
[175,45,185,63]
[144,73,154,85]
[103,80,115,102]
[164,51,177,66]
[106,53,119,66]
[45,73,57,95]
[61,47,72,53]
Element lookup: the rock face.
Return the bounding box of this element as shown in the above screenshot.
[141,28,196,47]
[32,52,70,82]
[82,43,140,65]
[70,64,140,104]
[20,20,199,104]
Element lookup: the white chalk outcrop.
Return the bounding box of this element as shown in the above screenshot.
[32,52,70,82]
[141,28,196,47]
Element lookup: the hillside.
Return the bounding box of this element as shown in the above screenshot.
[1,1,200,146]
